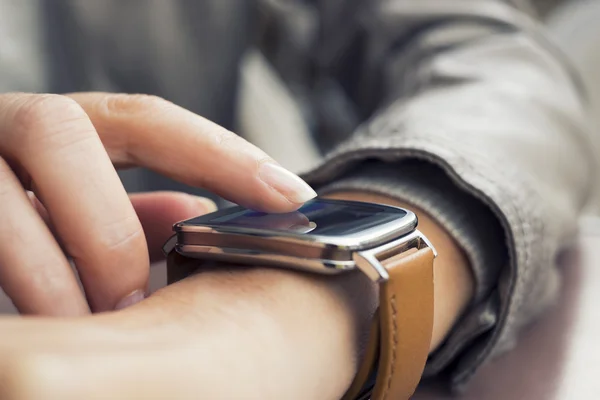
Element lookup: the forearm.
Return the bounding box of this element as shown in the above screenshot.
[159,191,473,399]
[150,257,374,399]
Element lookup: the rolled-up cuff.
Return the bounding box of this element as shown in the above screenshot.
[309,159,507,386]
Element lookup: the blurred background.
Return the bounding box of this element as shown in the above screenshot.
[546,0,600,143]
[0,1,598,398]
[113,0,600,214]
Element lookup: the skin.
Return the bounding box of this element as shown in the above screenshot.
[0,92,474,399]
[0,92,315,315]
[0,192,472,399]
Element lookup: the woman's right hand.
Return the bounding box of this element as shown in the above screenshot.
[0,92,317,316]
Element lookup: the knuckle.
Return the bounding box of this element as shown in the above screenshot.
[102,93,173,117]
[12,94,84,132]
[95,94,174,163]
[8,94,92,152]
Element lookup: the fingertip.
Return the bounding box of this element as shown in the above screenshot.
[257,163,317,207]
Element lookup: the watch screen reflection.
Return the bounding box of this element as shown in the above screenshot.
[207,199,407,236]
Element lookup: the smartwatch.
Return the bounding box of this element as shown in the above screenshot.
[163,198,436,400]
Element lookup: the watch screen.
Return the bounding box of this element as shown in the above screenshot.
[188,199,407,236]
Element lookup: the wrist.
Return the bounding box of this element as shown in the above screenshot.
[158,259,376,399]
[323,191,474,352]
[159,191,474,398]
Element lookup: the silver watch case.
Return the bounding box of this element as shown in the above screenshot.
[163,200,436,283]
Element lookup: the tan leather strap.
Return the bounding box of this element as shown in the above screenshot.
[374,247,435,399]
[344,247,435,400]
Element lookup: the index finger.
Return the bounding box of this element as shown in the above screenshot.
[68,93,317,212]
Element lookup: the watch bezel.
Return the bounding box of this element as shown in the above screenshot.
[173,199,418,251]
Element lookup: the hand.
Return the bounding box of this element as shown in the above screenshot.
[0,92,317,316]
[0,192,473,399]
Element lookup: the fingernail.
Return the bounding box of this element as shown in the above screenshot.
[193,196,217,213]
[258,163,317,204]
[115,290,145,310]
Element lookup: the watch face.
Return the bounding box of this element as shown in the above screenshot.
[176,199,417,249]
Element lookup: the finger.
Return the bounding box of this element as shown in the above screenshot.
[0,157,89,316]
[25,191,215,262]
[0,93,148,312]
[129,192,216,262]
[26,191,50,225]
[26,191,70,258]
[67,92,317,212]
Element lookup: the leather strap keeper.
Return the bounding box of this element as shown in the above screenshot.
[343,247,435,400]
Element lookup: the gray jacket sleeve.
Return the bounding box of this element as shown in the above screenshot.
[300,0,599,391]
